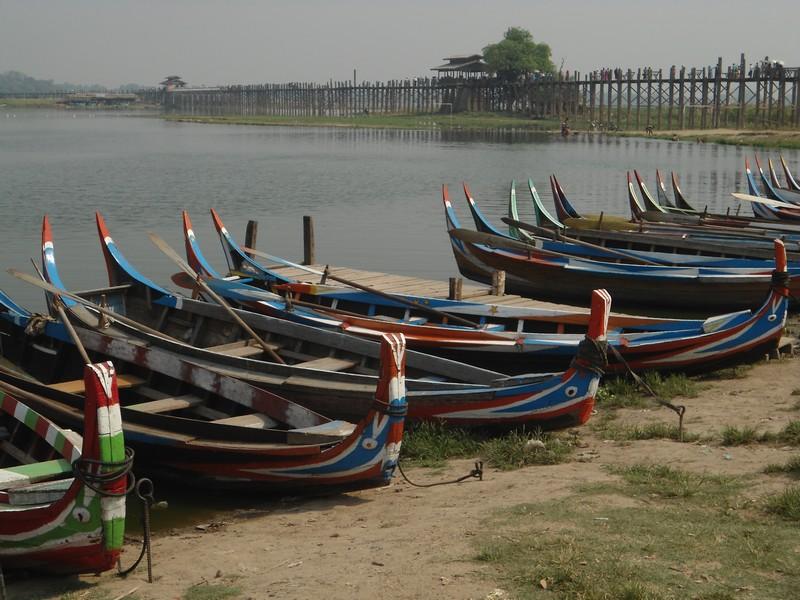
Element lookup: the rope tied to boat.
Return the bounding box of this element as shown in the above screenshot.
[397,460,483,488]
[372,398,408,417]
[607,344,686,441]
[23,313,55,337]
[571,336,608,376]
[72,447,135,497]
[771,270,790,290]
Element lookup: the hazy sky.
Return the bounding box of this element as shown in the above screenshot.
[2,0,797,87]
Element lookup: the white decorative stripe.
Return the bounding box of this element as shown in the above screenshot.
[101,496,126,520]
[96,406,111,436]
[13,403,28,424]
[45,426,59,448]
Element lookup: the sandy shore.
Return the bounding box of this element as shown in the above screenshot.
[12,348,800,600]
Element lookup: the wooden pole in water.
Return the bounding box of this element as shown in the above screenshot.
[244,220,258,259]
[303,216,315,266]
[448,277,463,301]
[491,271,506,296]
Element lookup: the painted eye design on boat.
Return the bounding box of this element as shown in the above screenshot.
[362,438,378,450]
[565,386,578,398]
[767,314,777,322]
[72,507,91,523]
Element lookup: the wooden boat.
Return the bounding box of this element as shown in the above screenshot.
[444,184,794,312]
[471,184,797,270]
[0,288,411,490]
[25,213,613,428]
[539,170,800,246]
[780,155,800,192]
[745,158,800,222]
[753,155,800,207]
[200,208,790,374]
[0,362,127,574]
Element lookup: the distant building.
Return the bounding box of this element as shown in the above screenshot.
[431,55,488,79]
[159,76,187,91]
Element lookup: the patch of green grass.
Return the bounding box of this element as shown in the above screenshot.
[764,485,800,521]
[596,421,698,442]
[720,425,762,446]
[183,582,242,600]
[778,420,800,445]
[473,468,797,599]
[612,464,741,502]
[764,455,800,476]
[401,422,481,468]
[597,373,699,409]
[0,97,60,108]
[480,430,572,470]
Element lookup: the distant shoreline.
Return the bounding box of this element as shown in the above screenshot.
[162,114,800,150]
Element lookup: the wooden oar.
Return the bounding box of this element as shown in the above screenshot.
[148,233,286,364]
[501,217,665,266]
[8,269,184,344]
[241,246,482,329]
[731,192,799,210]
[26,258,92,365]
[450,228,591,261]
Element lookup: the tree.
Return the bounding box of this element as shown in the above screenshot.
[483,28,555,81]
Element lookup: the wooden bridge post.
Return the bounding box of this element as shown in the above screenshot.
[793,69,800,127]
[700,67,709,129]
[713,57,723,128]
[302,216,315,266]
[678,66,686,129]
[754,67,762,126]
[636,68,642,130]
[667,66,675,129]
[737,53,747,128]
[626,69,632,129]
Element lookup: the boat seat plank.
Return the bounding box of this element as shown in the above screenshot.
[206,340,278,356]
[49,373,146,395]
[211,413,279,429]
[294,357,358,372]
[0,459,72,491]
[126,394,204,414]
[192,405,229,421]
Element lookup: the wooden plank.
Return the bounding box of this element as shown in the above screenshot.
[49,373,145,395]
[295,357,358,372]
[211,413,279,429]
[192,405,229,421]
[0,459,72,491]
[126,394,204,414]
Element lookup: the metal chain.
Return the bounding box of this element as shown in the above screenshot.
[396,460,483,488]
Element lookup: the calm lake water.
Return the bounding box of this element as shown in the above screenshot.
[2,110,799,310]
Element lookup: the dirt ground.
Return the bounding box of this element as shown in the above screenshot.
[13,352,800,600]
